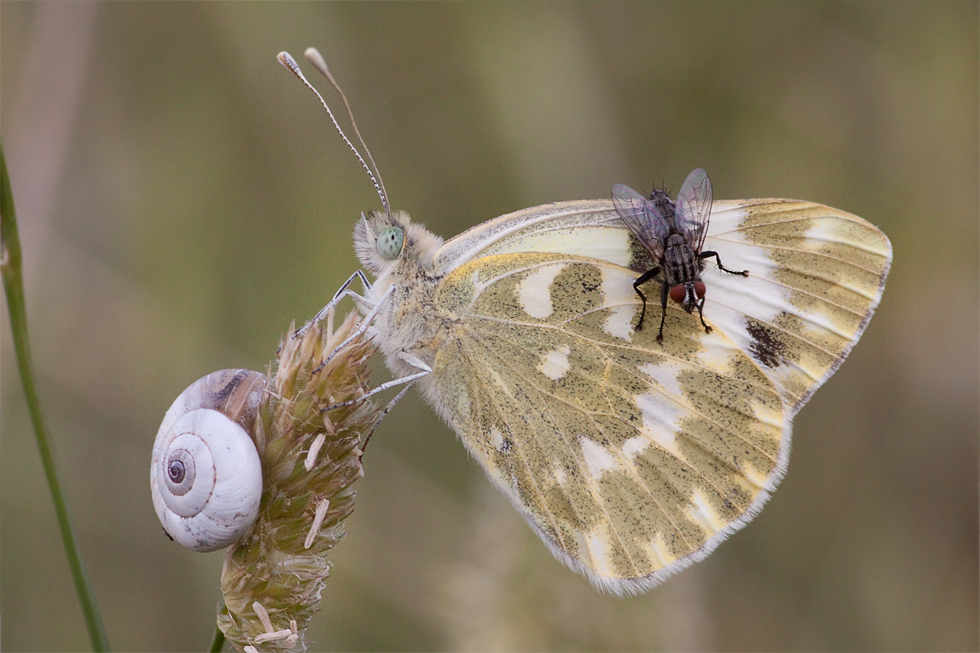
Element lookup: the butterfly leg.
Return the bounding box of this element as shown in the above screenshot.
[700,251,749,277]
[296,270,373,338]
[324,352,432,455]
[312,282,396,375]
[632,266,660,331]
[321,351,431,414]
[359,382,413,455]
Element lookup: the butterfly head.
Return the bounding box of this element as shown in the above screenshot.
[353,210,444,276]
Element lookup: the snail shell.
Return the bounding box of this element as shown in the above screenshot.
[151,369,267,552]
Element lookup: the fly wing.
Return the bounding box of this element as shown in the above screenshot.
[611,183,669,259]
[675,168,713,252]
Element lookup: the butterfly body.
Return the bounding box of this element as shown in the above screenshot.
[353,191,891,595]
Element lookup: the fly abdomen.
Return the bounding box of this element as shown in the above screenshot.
[661,235,703,289]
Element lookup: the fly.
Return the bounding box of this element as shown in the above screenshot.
[612,168,749,343]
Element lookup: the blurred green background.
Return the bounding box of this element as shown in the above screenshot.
[2,2,977,651]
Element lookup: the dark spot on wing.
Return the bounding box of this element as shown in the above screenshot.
[746,318,789,369]
[627,233,657,273]
[581,277,600,294]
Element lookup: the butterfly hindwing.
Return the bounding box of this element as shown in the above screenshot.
[429,251,785,592]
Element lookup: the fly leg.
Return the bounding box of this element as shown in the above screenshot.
[656,280,670,344]
[700,251,749,277]
[694,295,713,335]
[632,266,660,331]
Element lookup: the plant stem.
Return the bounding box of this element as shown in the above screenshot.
[210,625,225,652]
[1,144,111,651]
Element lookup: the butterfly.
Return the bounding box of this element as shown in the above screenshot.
[353,176,891,595]
[612,168,749,342]
[276,50,891,595]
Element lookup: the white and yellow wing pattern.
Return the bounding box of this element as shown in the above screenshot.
[354,193,891,595]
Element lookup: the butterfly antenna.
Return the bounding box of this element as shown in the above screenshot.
[277,49,390,216]
[302,48,390,215]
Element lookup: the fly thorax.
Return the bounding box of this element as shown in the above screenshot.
[649,189,675,219]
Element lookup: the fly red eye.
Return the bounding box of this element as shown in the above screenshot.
[669,285,687,304]
[669,283,706,305]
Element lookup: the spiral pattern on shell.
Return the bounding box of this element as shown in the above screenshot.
[151,369,267,552]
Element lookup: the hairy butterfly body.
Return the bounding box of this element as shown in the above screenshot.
[612,168,749,343]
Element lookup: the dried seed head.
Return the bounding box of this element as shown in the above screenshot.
[217,310,383,652]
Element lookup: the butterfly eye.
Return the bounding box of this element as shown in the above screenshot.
[376,226,405,260]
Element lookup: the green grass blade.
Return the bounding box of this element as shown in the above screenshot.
[1,143,111,652]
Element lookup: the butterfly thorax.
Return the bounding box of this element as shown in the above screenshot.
[355,210,453,380]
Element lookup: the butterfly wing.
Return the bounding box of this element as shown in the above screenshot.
[429,251,786,594]
[692,198,892,414]
[374,193,890,593]
[675,168,713,252]
[433,195,891,415]
[611,183,670,260]
[434,200,635,273]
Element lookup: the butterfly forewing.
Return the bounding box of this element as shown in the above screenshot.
[674,167,713,252]
[696,199,892,412]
